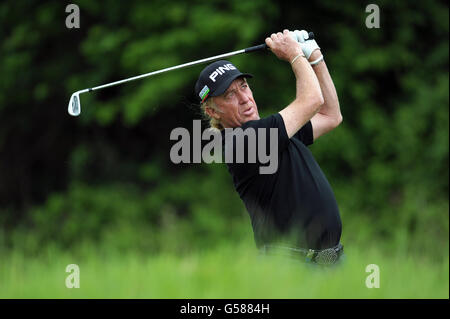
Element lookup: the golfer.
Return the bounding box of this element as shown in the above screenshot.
[194,30,343,265]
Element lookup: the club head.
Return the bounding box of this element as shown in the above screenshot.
[68,91,81,116]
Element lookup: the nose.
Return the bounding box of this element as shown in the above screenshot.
[237,90,249,104]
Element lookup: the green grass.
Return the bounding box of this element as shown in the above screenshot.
[0,242,448,299]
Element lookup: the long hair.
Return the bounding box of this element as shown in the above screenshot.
[200,97,224,131]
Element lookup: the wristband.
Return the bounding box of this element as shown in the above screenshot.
[309,55,324,66]
[290,53,305,65]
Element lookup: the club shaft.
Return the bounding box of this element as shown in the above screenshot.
[88,48,247,92]
[78,32,315,95]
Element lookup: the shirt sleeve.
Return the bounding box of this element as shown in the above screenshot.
[293,120,314,146]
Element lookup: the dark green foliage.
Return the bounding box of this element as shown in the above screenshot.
[0,1,448,258]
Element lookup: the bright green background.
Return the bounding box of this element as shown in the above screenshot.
[0,0,448,298]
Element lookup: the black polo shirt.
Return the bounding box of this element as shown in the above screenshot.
[222,113,342,250]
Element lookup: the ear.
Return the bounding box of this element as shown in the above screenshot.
[205,105,221,120]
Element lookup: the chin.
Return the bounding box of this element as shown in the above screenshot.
[240,114,259,125]
[249,112,260,121]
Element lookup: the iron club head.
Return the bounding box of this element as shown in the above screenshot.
[68,91,81,116]
[68,89,89,116]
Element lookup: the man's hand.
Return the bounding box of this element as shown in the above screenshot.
[265,30,304,63]
[294,30,321,61]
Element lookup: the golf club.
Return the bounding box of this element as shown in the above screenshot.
[68,32,314,116]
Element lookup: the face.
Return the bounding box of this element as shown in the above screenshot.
[206,77,260,128]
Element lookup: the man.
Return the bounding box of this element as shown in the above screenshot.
[194,30,344,265]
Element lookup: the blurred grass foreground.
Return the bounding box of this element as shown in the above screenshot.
[0,1,448,299]
[1,241,448,299]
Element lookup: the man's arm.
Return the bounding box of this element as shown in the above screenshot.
[265,30,324,139]
[308,49,343,141]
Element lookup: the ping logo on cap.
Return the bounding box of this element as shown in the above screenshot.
[209,63,237,82]
[199,85,210,102]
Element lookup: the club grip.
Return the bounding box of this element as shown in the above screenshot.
[244,32,315,53]
[245,43,267,53]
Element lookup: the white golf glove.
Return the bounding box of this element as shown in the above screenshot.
[294,30,320,60]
